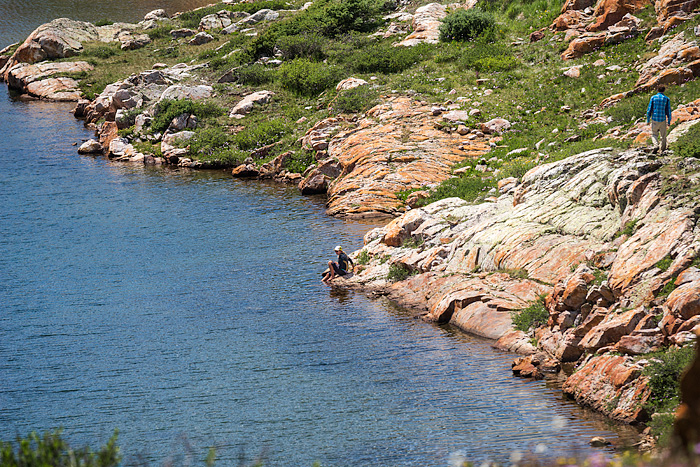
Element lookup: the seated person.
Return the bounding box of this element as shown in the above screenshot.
[322,245,354,283]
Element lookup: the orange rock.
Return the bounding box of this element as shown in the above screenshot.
[98,121,119,151]
[561,33,606,60]
[324,97,490,217]
[586,0,647,32]
[563,354,650,422]
[665,281,700,320]
[579,307,647,351]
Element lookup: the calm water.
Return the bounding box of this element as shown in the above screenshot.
[0,2,639,465]
[0,0,216,45]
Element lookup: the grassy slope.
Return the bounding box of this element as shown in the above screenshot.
[64,0,700,184]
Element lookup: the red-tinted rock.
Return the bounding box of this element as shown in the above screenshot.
[563,354,650,422]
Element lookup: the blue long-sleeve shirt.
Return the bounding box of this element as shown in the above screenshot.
[647,92,671,124]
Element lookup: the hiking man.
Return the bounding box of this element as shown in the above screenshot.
[322,245,354,283]
[646,85,672,153]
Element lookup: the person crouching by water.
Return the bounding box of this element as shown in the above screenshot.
[322,245,354,283]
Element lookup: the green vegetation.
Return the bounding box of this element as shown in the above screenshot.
[642,345,696,444]
[0,429,120,467]
[278,59,343,96]
[152,99,226,133]
[402,236,424,248]
[656,255,673,272]
[439,9,495,42]
[356,249,371,265]
[332,86,380,114]
[615,219,639,239]
[387,263,415,282]
[673,122,700,159]
[511,295,548,332]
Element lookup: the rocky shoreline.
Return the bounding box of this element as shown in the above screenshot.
[336,146,700,442]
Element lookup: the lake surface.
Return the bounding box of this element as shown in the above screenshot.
[0,2,640,466]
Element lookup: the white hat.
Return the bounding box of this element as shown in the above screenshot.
[334,245,342,251]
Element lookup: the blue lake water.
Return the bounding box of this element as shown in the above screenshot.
[0,3,640,465]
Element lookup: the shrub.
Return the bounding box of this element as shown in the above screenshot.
[94,19,114,26]
[332,86,379,114]
[499,158,536,180]
[229,64,275,86]
[387,263,414,282]
[276,33,326,61]
[147,26,172,40]
[152,100,226,133]
[278,59,343,96]
[346,42,433,74]
[232,118,290,151]
[439,9,496,42]
[511,295,549,332]
[284,151,315,174]
[356,250,371,265]
[673,121,700,159]
[643,345,696,413]
[606,95,647,125]
[0,429,120,467]
[188,127,245,164]
[250,0,382,57]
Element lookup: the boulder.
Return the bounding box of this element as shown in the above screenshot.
[382,208,430,247]
[229,90,274,117]
[160,84,213,101]
[119,32,151,50]
[189,32,214,46]
[108,137,135,158]
[2,18,98,77]
[77,139,103,154]
[170,28,196,39]
[199,11,234,30]
[562,354,650,422]
[586,0,647,32]
[481,118,512,134]
[665,281,700,320]
[232,164,260,178]
[238,9,279,25]
[5,60,92,100]
[299,173,329,195]
[336,77,368,92]
[579,307,647,351]
[144,9,168,21]
[161,130,195,157]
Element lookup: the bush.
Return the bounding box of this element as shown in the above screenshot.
[250,0,382,57]
[332,86,379,114]
[606,95,647,125]
[276,33,326,61]
[232,118,290,151]
[673,121,700,159]
[346,42,433,74]
[511,295,548,332]
[439,9,496,42]
[152,100,226,133]
[356,250,371,265]
[278,59,343,96]
[229,64,276,86]
[188,127,245,164]
[147,26,172,40]
[643,345,696,414]
[387,263,414,282]
[0,429,120,467]
[284,151,315,174]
